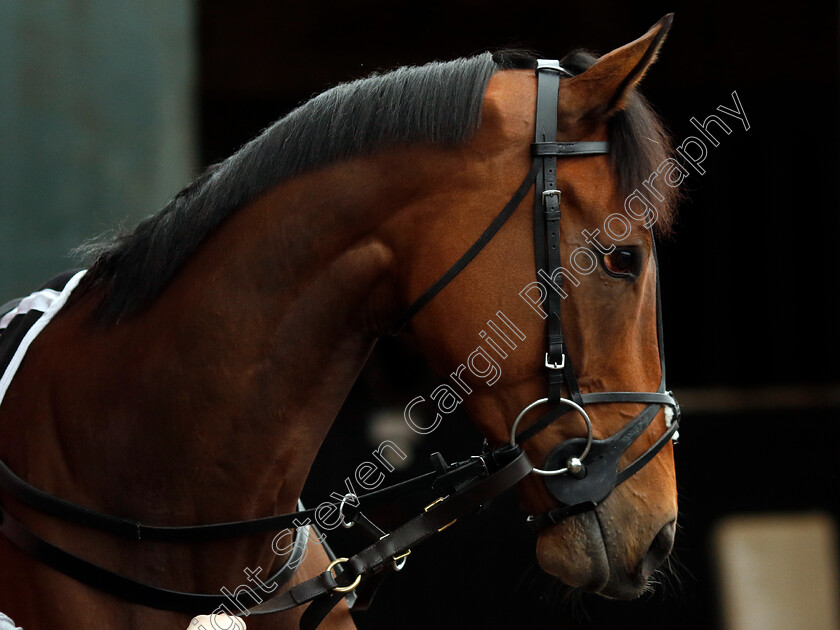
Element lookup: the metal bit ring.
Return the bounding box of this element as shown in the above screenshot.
[509,397,593,476]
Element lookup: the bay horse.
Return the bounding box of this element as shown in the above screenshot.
[0,14,681,630]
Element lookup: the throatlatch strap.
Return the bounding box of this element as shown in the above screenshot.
[390,158,541,334]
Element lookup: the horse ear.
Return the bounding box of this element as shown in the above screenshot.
[561,13,673,123]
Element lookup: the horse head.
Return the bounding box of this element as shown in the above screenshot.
[384,15,679,598]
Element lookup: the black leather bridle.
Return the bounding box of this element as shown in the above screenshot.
[0,59,679,629]
[394,59,680,528]
[523,61,679,527]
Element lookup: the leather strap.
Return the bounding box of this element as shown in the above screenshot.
[579,392,676,405]
[527,500,598,529]
[0,447,530,622]
[511,389,676,447]
[390,68,610,337]
[615,417,680,486]
[533,61,566,404]
[389,158,542,334]
[0,502,312,615]
[532,141,611,156]
[527,415,680,530]
[520,235,681,528]
[0,457,321,542]
[247,447,532,628]
[0,444,521,544]
[0,453,465,543]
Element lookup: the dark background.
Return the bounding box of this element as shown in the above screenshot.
[198,2,839,628]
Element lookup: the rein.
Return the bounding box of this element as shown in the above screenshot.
[0,444,532,627]
[0,59,679,629]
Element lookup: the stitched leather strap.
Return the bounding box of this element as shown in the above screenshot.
[0,457,322,542]
[533,61,566,404]
[390,159,541,334]
[0,454,464,543]
[615,417,680,485]
[247,447,532,628]
[531,141,611,156]
[527,415,680,530]
[0,447,530,622]
[579,391,676,405]
[0,503,312,615]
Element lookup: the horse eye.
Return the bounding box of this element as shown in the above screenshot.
[602,248,639,277]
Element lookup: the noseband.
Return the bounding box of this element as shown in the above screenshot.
[394,59,681,529]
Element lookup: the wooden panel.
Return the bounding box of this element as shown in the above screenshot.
[714,512,840,630]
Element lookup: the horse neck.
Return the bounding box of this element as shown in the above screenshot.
[3,154,418,541]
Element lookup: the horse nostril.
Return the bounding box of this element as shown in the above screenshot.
[641,520,676,578]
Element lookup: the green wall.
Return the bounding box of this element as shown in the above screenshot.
[0,0,196,298]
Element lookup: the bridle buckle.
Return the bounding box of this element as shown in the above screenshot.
[545,352,565,370]
[541,189,561,206]
[379,533,411,571]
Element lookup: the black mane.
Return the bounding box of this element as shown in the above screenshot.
[74,50,676,322]
[74,53,500,321]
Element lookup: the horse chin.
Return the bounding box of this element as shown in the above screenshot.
[536,511,611,593]
[535,507,674,600]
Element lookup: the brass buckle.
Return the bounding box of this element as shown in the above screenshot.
[326,557,361,593]
[424,496,457,532]
[379,534,411,571]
